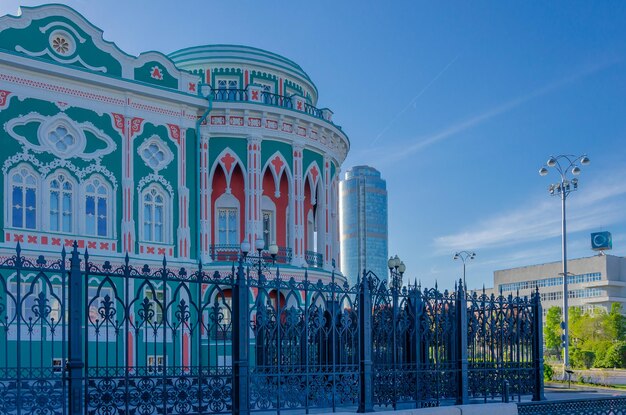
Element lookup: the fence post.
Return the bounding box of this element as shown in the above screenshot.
[412,284,422,407]
[358,271,374,413]
[66,242,84,415]
[455,280,468,405]
[532,286,545,401]
[232,257,250,414]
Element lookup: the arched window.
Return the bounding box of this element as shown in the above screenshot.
[48,172,74,232]
[141,185,169,243]
[84,177,110,237]
[9,165,38,229]
[214,193,239,246]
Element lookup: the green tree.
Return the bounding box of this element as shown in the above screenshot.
[544,306,562,356]
[606,303,626,341]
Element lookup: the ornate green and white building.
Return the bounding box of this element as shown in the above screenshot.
[0,4,349,281]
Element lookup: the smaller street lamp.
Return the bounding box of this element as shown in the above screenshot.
[453,251,476,288]
[388,255,405,291]
[241,239,279,275]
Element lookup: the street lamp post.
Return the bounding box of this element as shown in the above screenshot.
[453,251,476,288]
[539,154,590,371]
[387,255,405,410]
[241,238,279,276]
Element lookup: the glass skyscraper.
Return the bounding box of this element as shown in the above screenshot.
[339,166,388,286]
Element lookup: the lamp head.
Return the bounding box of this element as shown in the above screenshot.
[580,156,590,165]
[268,243,278,256]
[547,157,557,167]
[393,255,400,268]
[240,241,251,255]
[453,253,459,260]
[572,166,581,176]
[539,167,549,176]
[254,238,265,251]
[398,261,406,274]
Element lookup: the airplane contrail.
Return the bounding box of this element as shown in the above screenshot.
[372,54,459,145]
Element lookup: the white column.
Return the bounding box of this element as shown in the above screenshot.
[121,115,136,253]
[199,129,211,263]
[176,128,191,259]
[245,135,262,245]
[332,170,341,270]
[322,157,332,270]
[292,143,305,266]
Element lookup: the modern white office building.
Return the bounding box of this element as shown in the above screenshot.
[492,254,626,318]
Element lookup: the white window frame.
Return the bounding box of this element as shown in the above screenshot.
[147,355,165,374]
[82,175,113,238]
[45,170,77,234]
[52,357,64,374]
[139,184,171,244]
[144,287,165,325]
[214,193,240,246]
[6,164,40,230]
[216,78,239,91]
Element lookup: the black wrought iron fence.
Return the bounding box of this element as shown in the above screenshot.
[0,243,543,415]
[518,396,626,414]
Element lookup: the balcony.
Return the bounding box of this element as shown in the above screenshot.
[305,250,323,268]
[204,86,333,123]
[209,244,292,264]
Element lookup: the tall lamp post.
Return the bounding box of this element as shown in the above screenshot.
[539,154,590,371]
[453,251,475,288]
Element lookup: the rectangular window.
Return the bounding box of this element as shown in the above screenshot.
[97,198,107,237]
[143,203,152,242]
[262,210,274,249]
[12,186,23,228]
[145,289,164,324]
[52,358,63,374]
[154,205,163,243]
[217,208,238,245]
[50,191,59,231]
[25,188,37,229]
[86,196,95,235]
[62,192,72,232]
[147,355,165,373]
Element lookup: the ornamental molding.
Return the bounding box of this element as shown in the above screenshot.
[137,135,174,173]
[4,111,116,160]
[137,173,173,196]
[1,151,118,189]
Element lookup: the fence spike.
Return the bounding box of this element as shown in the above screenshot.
[15,241,21,256]
[162,255,167,268]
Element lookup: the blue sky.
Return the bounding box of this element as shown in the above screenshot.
[2,1,625,290]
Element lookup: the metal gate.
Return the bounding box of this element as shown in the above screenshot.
[0,243,544,414]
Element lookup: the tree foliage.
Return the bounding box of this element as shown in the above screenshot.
[544,303,626,369]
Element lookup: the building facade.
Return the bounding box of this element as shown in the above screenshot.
[493,254,626,319]
[0,3,351,379]
[339,165,388,285]
[0,4,349,280]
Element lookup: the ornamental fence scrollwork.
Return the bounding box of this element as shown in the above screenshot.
[0,243,543,415]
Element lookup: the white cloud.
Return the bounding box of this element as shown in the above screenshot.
[434,171,626,253]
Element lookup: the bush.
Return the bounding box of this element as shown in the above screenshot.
[544,364,554,381]
[571,349,595,369]
[596,341,626,368]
